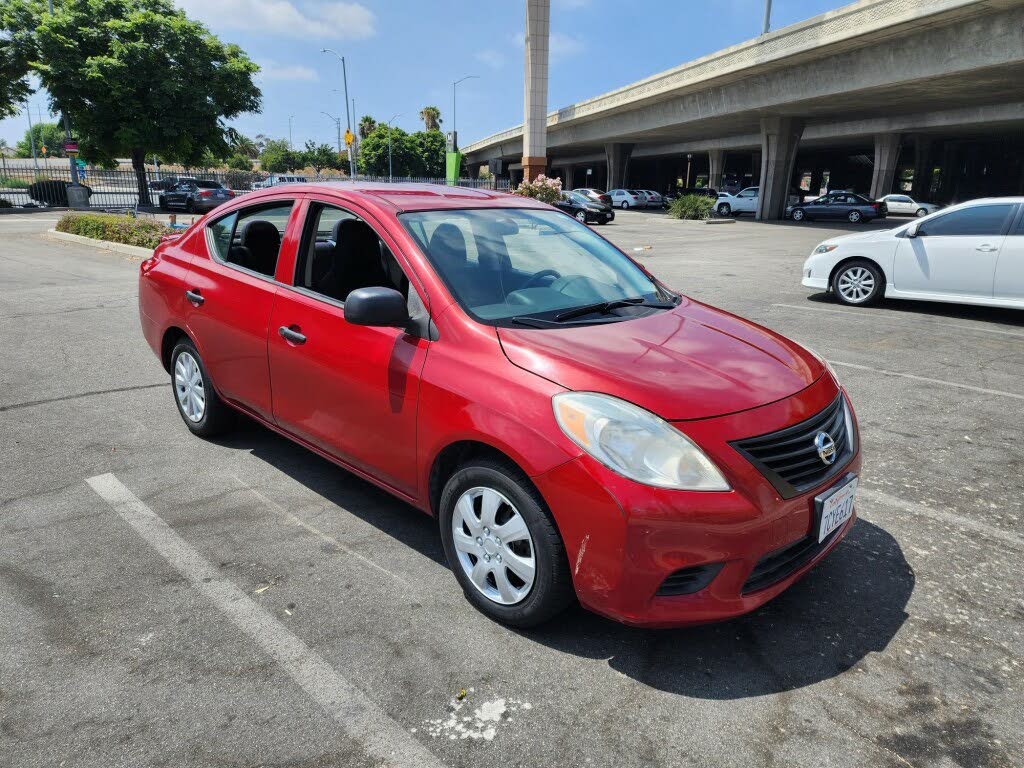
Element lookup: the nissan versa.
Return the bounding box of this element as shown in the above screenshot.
[139,183,861,628]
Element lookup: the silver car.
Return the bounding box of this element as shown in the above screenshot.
[878,193,940,217]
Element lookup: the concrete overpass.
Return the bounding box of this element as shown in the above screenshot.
[464,0,1024,218]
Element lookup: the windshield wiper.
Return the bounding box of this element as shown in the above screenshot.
[554,296,675,322]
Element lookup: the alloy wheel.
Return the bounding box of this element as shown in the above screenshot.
[848,210,862,223]
[450,487,536,606]
[836,266,876,304]
[174,351,206,422]
[575,210,587,222]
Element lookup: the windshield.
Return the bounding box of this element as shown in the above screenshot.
[400,208,675,328]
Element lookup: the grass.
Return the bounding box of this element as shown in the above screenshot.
[0,175,33,189]
[56,213,175,249]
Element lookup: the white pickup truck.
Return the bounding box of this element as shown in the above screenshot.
[715,187,760,216]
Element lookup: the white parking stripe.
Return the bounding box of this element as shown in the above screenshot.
[829,360,1024,401]
[772,303,1024,339]
[86,473,445,768]
[860,487,1023,551]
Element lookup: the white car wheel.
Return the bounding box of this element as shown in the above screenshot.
[621,201,629,210]
[915,208,928,218]
[834,261,883,306]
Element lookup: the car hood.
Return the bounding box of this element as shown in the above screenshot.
[497,298,824,421]
[830,227,901,245]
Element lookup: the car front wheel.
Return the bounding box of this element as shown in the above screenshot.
[170,339,233,436]
[717,203,731,216]
[791,208,805,221]
[575,210,588,223]
[848,210,863,223]
[439,459,573,627]
[833,260,883,306]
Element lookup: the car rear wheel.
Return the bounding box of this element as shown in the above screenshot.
[833,260,883,306]
[717,203,731,216]
[439,458,573,627]
[575,209,588,223]
[791,208,805,221]
[915,208,928,218]
[847,210,863,223]
[620,201,629,210]
[170,339,233,437]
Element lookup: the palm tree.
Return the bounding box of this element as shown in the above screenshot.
[225,128,259,159]
[418,106,442,132]
[358,115,377,140]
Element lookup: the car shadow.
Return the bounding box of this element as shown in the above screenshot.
[217,419,912,699]
[805,291,1024,328]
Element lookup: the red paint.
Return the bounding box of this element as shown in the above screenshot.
[140,183,862,627]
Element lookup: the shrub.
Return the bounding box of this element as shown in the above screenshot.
[668,194,715,220]
[56,213,175,249]
[513,174,562,204]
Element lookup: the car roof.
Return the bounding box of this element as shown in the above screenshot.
[231,182,550,214]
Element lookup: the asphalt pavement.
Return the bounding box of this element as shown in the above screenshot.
[1,209,1021,768]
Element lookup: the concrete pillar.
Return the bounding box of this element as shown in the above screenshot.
[605,142,635,189]
[869,133,902,200]
[911,136,933,199]
[521,0,550,182]
[756,117,803,221]
[708,149,724,191]
[564,165,576,189]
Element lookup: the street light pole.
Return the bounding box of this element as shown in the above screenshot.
[321,49,355,176]
[386,113,401,182]
[288,115,294,149]
[452,75,479,142]
[322,111,342,158]
[762,0,773,34]
[25,101,39,173]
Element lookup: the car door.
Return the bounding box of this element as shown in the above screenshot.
[804,195,830,219]
[166,182,185,208]
[993,207,1024,302]
[892,202,1016,298]
[182,199,301,422]
[267,198,429,496]
[735,187,758,212]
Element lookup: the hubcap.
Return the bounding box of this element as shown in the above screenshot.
[837,267,875,303]
[576,211,587,221]
[849,211,861,222]
[451,487,536,606]
[174,351,206,422]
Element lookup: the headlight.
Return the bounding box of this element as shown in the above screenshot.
[552,392,730,491]
[813,244,838,255]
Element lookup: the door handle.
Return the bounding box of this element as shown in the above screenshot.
[279,326,306,345]
[185,289,204,306]
[976,244,998,252]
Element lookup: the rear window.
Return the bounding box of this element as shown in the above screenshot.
[196,180,221,189]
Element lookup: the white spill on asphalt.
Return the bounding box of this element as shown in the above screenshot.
[421,691,533,741]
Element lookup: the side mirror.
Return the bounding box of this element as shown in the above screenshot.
[344,287,410,328]
[907,223,920,238]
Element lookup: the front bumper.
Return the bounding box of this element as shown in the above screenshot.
[533,376,860,627]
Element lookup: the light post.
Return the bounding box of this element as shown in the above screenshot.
[321,49,355,176]
[452,74,479,141]
[47,0,82,191]
[288,115,295,149]
[685,153,693,189]
[322,111,343,160]
[762,0,773,34]
[25,100,39,173]
[386,113,401,182]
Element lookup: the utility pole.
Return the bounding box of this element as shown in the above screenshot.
[288,115,294,149]
[321,49,355,176]
[322,111,342,158]
[762,0,773,34]
[386,114,401,182]
[25,101,39,173]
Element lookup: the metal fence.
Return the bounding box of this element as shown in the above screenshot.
[0,162,510,210]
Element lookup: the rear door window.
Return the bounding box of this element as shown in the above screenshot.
[206,202,294,278]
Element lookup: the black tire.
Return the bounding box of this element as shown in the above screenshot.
[848,209,863,223]
[717,203,731,216]
[574,209,587,223]
[915,208,927,218]
[832,259,884,306]
[158,196,167,211]
[169,339,233,437]
[186,199,196,214]
[439,458,574,628]
[620,201,629,210]
[791,208,805,221]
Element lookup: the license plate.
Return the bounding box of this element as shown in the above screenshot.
[817,475,857,542]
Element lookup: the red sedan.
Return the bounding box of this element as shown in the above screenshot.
[139,183,861,628]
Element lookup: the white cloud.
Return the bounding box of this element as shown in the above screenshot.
[257,60,319,81]
[475,49,506,69]
[175,0,375,40]
[509,31,584,61]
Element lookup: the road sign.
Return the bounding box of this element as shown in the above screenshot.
[64,139,79,154]
[40,144,48,156]
[344,129,354,147]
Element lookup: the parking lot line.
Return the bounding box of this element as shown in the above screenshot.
[85,472,446,768]
[829,360,1024,401]
[230,474,413,589]
[772,303,1024,339]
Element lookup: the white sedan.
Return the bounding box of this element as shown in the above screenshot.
[609,189,645,209]
[640,190,665,208]
[715,187,759,216]
[878,193,941,218]
[802,197,1024,309]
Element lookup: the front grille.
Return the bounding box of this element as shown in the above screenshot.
[730,394,853,499]
[742,524,843,594]
[655,562,723,597]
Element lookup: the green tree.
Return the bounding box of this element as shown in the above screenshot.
[16,122,65,158]
[358,114,377,140]
[302,140,340,175]
[226,154,253,171]
[259,138,301,174]
[226,127,258,159]
[418,106,442,132]
[1,0,261,205]
[413,129,446,178]
[357,124,420,177]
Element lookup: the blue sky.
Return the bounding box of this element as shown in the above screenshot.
[1,0,850,151]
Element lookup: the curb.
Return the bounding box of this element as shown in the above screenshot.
[44,229,154,259]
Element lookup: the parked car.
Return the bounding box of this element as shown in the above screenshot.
[715,187,760,216]
[572,188,612,206]
[802,197,1023,308]
[608,189,645,209]
[150,175,197,192]
[554,191,614,224]
[252,174,309,190]
[787,191,886,224]
[158,179,235,213]
[878,193,941,218]
[639,190,666,208]
[140,182,861,628]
